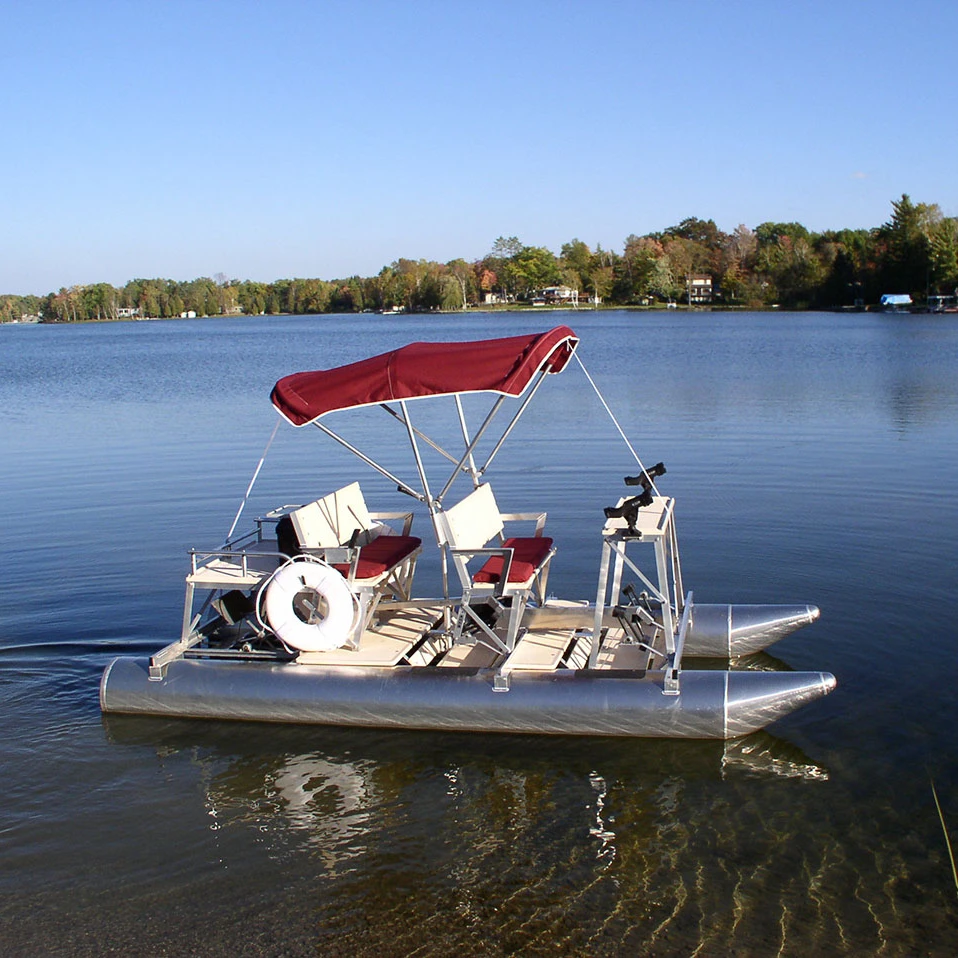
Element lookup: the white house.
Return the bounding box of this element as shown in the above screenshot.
[688,275,713,304]
[541,285,577,303]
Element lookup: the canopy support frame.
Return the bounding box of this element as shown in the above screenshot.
[311,420,425,502]
[435,395,507,504]
[475,367,552,479]
[378,402,462,468]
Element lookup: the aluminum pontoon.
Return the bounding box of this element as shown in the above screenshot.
[100,325,835,738]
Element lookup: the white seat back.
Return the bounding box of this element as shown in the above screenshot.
[439,484,503,550]
[290,481,373,548]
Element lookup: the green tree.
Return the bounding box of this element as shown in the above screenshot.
[649,254,676,302]
[613,235,661,302]
[663,238,696,302]
[297,278,331,313]
[665,216,724,248]
[513,246,559,297]
[559,238,591,292]
[755,234,825,306]
[445,258,474,309]
[0,294,41,322]
[755,221,811,248]
[877,194,945,298]
[237,281,267,315]
[586,245,617,302]
[484,237,525,300]
[929,218,958,291]
[440,274,463,310]
[816,229,876,305]
[491,236,523,258]
[335,277,365,311]
[181,277,219,316]
[81,282,118,321]
[124,278,162,318]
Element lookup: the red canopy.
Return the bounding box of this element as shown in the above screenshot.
[271,325,579,426]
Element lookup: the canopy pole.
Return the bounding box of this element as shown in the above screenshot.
[399,400,451,625]
[379,403,460,466]
[436,395,506,503]
[454,395,481,486]
[311,421,424,501]
[399,400,433,507]
[222,418,281,546]
[478,367,551,477]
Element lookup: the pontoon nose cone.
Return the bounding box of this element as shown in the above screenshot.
[684,603,823,657]
[724,670,837,738]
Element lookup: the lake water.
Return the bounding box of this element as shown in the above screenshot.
[1,310,957,956]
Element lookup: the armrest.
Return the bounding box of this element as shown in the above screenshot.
[369,510,415,536]
[499,511,547,536]
[300,545,363,581]
[450,546,514,598]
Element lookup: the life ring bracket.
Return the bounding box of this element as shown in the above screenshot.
[259,557,358,652]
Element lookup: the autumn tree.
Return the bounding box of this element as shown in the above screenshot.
[0,294,41,322]
[724,224,757,271]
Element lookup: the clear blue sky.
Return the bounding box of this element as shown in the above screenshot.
[4,0,956,295]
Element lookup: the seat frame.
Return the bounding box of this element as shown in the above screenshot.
[439,483,554,654]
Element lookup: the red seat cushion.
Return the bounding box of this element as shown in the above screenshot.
[472,536,553,585]
[332,535,421,580]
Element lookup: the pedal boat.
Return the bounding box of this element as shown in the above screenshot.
[100,325,835,739]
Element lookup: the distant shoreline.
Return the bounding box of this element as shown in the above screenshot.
[4,302,915,327]
[5,195,954,323]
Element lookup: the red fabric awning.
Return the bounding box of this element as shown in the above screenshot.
[271,325,579,426]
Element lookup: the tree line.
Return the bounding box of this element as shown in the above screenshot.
[3,194,956,324]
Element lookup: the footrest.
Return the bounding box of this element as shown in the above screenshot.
[500,629,572,671]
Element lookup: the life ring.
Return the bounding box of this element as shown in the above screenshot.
[263,558,356,652]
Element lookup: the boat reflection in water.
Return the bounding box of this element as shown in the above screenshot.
[100,715,838,952]
[103,714,829,857]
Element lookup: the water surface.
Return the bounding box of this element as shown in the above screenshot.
[1,311,957,955]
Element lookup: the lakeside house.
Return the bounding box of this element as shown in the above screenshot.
[528,286,584,307]
[541,285,577,303]
[688,275,713,305]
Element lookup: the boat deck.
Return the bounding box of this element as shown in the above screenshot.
[296,606,443,666]
[502,629,573,671]
[293,606,655,673]
[438,643,500,668]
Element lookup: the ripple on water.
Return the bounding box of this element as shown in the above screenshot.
[3,313,958,955]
